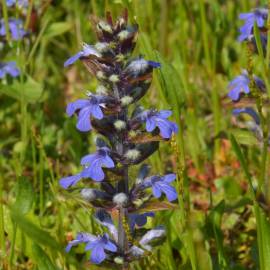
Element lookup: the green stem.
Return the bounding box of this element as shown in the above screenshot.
[1,0,10,42]
[9,223,17,267]
[39,148,44,215]
[24,0,33,29]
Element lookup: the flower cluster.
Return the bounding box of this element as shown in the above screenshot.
[60,10,178,267]
[229,7,269,147]
[0,1,29,80]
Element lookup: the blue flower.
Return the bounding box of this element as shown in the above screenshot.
[0,19,27,40]
[64,43,101,67]
[228,71,265,101]
[0,61,20,78]
[59,173,82,189]
[66,95,104,132]
[66,232,117,264]
[142,174,177,202]
[141,110,178,139]
[232,107,265,143]
[232,107,260,125]
[80,147,114,181]
[59,147,115,188]
[129,212,154,231]
[238,8,268,41]
[125,58,161,76]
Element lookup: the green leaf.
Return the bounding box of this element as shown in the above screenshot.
[44,22,71,39]
[208,200,227,268]
[10,211,61,251]
[13,177,34,215]
[230,134,254,193]
[32,244,59,270]
[231,129,258,147]
[0,76,43,103]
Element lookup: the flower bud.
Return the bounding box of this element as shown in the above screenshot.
[113,193,128,206]
[114,256,124,264]
[121,96,133,106]
[114,120,126,130]
[109,74,119,83]
[80,188,97,201]
[125,149,140,160]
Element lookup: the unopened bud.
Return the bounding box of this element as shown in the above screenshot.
[109,74,119,83]
[114,256,124,264]
[125,149,140,160]
[113,193,128,206]
[114,120,126,130]
[121,96,133,106]
[81,189,96,201]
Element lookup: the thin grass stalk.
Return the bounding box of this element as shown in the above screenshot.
[1,0,10,42]
[175,115,199,269]
[24,0,33,29]
[0,174,6,268]
[198,0,221,166]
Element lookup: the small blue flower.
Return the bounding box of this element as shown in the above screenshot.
[232,107,265,143]
[141,110,178,139]
[129,212,154,231]
[0,19,27,40]
[59,173,82,189]
[142,174,177,202]
[66,95,104,132]
[59,147,114,188]
[64,43,101,67]
[228,71,265,101]
[66,232,117,264]
[80,147,115,181]
[238,8,268,42]
[0,61,20,78]
[232,107,260,125]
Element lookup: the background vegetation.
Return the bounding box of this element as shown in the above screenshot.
[1,0,270,269]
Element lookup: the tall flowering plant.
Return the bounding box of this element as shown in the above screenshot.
[228,7,270,269]
[60,10,178,268]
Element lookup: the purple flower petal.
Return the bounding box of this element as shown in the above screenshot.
[159,183,177,201]
[66,99,90,116]
[64,51,83,67]
[103,241,117,252]
[147,60,161,68]
[65,239,81,252]
[164,174,176,183]
[90,245,106,264]
[80,154,96,165]
[152,185,162,198]
[143,110,178,138]
[59,173,82,189]
[146,118,156,132]
[103,155,115,168]
[158,110,172,118]
[76,107,92,131]
[91,105,103,119]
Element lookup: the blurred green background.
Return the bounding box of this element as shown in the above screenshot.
[1,0,270,269]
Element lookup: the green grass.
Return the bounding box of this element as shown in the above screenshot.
[1,0,270,269]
